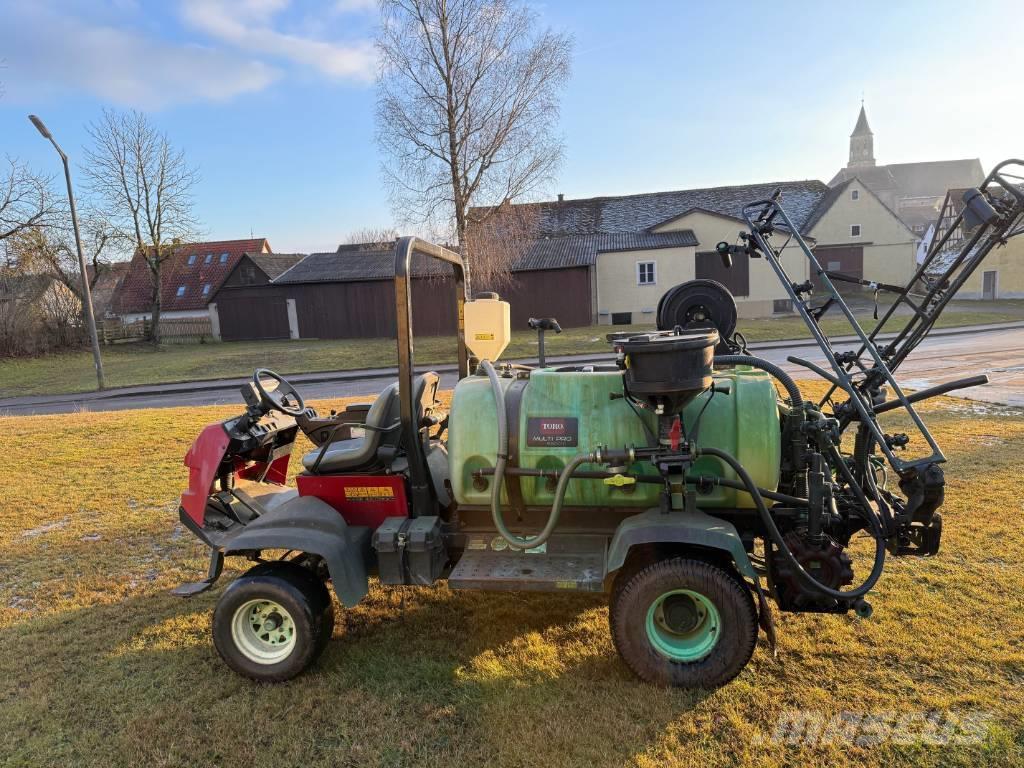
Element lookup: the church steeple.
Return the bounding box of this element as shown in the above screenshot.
[849,102,875,168]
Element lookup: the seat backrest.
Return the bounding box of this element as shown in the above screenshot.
[376,372,440,458]
[356,382,400,456]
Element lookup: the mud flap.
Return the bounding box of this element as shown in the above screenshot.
[749,576,778,655]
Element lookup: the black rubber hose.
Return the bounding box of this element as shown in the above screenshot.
[700,446,886,600]
[714,353,807,499]
[713,354,803,406]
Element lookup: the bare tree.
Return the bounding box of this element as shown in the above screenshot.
[344,226,400,247]
[463,199,538,290]
[5,218,113,303]
[376,0,571,291]
[0,157,58,245]
[83,110,200,343]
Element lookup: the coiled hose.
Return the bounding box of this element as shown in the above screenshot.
[481,359,594,550]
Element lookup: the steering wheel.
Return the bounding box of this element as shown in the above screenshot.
[252,368,306,416]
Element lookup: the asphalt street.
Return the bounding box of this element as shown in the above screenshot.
[2,325,1021,416]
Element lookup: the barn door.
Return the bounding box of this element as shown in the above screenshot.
[218,296,291,341]
[812,246,864,292]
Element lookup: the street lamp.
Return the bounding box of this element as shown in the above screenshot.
[29,114,105,390]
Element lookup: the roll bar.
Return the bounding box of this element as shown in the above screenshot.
[393,237,468,512]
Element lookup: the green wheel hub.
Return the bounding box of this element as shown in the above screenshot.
[231,599,297,664]
[645,589,721,662]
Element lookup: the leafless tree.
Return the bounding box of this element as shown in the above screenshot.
[464,199,538,291]
[344,226,400,247]
[5,218,113,303]
[0,157,58,245]
[376,0,571,291]
[83,109,200,343]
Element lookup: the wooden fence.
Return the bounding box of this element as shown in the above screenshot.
[102,316,214,344]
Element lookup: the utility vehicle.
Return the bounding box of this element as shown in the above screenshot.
[174,162,1024,686]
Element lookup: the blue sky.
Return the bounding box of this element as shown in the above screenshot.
[1,0,1021,253]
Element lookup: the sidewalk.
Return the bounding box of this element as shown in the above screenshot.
[3,320,1023,411]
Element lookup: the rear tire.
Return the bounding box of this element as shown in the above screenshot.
[213,562,334,682]
[610,557,757,688]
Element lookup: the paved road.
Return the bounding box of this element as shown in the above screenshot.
[3,326,1022,416]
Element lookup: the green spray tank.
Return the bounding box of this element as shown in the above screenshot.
[446,364,782,510]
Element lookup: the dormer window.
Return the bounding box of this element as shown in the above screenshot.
[176,286,186,297]
[187,254,197,265]
[220,252,229,263]
[202,283,211,296]
[204,254,213,264]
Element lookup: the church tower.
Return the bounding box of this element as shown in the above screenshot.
[848,103,875,168]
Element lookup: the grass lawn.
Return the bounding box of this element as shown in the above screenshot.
[2,386,1023,766]
[3,299,1024,398]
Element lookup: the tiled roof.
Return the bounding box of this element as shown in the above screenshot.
[829,159,984,200]
[247,253,305,280]
[514,231,698,271]
[492,180,829,237]
[274,246,453,284]
[111,238,270,314]
[273,231,699,283]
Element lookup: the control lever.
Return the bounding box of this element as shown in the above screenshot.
[528,317,562,367]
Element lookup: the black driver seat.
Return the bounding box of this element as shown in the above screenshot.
[301,373,439,474]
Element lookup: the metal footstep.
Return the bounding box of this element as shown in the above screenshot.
[170,549,224,598]
[448,534,606,593]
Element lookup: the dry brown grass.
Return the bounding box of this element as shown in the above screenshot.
[1,388,1023,766]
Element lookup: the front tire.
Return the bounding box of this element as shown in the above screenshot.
[213,562,334,682]
[610,557,757,688]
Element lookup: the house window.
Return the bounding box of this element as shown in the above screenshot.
[204,253,213,264]
[187,254,197,265]
[220,252,229,263]
[850,224,862,237]
[176,286,186,297]
[851,189,859,201]
[637,261,656,286]
[773,299,793,314]
[202,283,211,296]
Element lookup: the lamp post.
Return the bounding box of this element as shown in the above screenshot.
[29,114,105,390]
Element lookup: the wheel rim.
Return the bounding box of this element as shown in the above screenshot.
[645,589,721,662]
[231,599,297,664]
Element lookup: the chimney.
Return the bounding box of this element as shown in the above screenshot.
[557,193,564,202]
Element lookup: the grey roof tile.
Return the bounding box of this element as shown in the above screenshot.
[273,247,452,284]
[514,231,698,271]
[504,179,829,237]
[246,253,306,280]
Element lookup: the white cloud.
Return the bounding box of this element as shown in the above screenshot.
[180,0,376,81]
[0,3,280,108]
